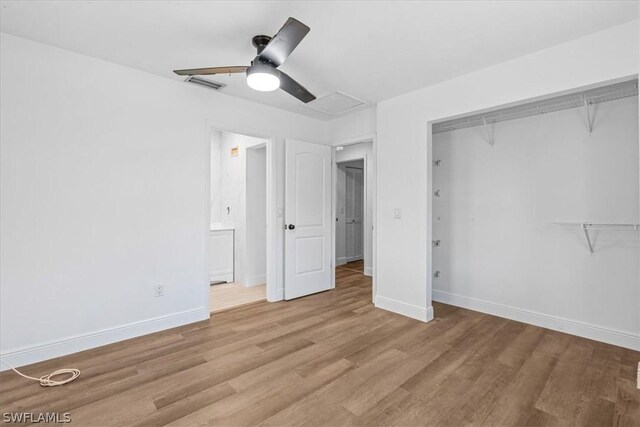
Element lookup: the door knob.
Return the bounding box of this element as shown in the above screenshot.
[288,224,295,230]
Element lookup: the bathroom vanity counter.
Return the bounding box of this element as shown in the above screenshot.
[209,228,234,283]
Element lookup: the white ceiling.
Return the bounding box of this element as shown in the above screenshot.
[1,1,637,120]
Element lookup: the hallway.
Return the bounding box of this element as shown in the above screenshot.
[336,260,365,274]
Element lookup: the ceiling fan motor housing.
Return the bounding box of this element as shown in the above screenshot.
[252,35,272,55]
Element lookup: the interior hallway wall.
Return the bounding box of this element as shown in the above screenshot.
[433,96,639,341]
[210,131,223,225]
[336,164,347,264]
[327,107,376,143]
[246,146,267,286]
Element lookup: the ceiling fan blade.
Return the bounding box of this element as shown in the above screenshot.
[173,66,248,76]
[258,17,310,67]
[279,71,316,103]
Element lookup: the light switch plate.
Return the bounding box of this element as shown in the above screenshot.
[393,208,401,219]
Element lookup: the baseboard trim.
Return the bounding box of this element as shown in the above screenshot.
[364,267,373,277]
[0,307,209,371]
[268,287,285,302]
[336,257,348,266]
[244,275,266,287]
[425,305,434,322]
[432,290,640,351]
[209,272,233,283]
[375,295,432,322]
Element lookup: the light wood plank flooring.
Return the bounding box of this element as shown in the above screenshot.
[1,265,638,426]
[338,259,365,274]
[210,282,266,313]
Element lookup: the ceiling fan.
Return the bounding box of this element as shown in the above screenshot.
[174,17,316,103]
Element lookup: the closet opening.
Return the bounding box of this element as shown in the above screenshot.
[428,78,639,349]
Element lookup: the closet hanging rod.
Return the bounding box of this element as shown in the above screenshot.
[553,222,639,230]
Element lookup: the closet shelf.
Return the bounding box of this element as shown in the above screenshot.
[553,221,640,254]
[433,79,638,135]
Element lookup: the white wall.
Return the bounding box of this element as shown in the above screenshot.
[327,107,377,143]
[375,20,639,329]
[433,96,639,348]
[246,146,267,286]
[0,33,326,369]
[336,144,374,275]
[210,131,223,225]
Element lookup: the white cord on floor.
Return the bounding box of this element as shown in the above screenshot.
[0,359,80,387]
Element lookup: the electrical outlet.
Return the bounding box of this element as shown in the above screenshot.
[155,284,164,297]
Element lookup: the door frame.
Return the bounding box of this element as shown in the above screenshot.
[336,160,365,265]
[331,134,377,301]
[204,120,279,314]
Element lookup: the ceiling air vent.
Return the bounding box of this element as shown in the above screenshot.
[185,76,226,91]
[306,91,368,116]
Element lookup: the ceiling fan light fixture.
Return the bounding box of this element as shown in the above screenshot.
[246,63,280,92]
[174,17,314,102]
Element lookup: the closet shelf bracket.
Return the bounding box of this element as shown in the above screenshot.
[482,117,495,146]
[584,97,593,134]
[582,223,594,254]
[554,221,640,254]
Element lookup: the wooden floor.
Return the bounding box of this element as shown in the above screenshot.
[338,259,365,273]
[1,264,639,426]
[210,282,266,313]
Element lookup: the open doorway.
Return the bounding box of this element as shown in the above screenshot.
[333,139,375,299]
[209,130,268,312]
[336,159,365,267]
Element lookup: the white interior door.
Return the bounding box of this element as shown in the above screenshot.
[285,139,332,300]
[345,166,364,261]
